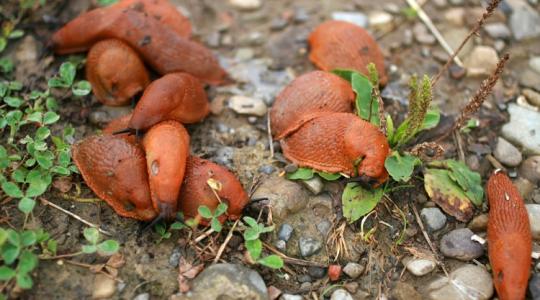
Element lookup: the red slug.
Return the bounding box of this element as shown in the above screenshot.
[280,112,390,185]
[308,20,387,85]
[51,7,228,85]
[487,171,532,300]
[178,156,249,225]
[142,120,190,220]
[129,73,209,131]
[270,71,355,139]
[86,39,150,106]
[72,135,157,221]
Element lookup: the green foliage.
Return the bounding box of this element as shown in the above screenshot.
[460,118,479,133]
[341,183,384,223]
[0,227,56,290]
[286,167,341,181]
[81,228,119,256]
[48,62,91,96]
[242,217,283,269]
[384,152,421,182]
[427,160,483,206]
[198,203,228,233]
[97,0,119,6]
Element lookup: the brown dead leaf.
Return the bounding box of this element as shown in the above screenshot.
[52,177,73,193]
[106,253,125,269]
[177,257,204,293]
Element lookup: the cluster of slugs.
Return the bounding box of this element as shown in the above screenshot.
[53,2,532,297]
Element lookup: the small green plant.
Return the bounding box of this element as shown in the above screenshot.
[47,61,92,96]
[242,217,283,269]
[0,227,56,290]
[198,203,228,233]
[81,228,120,256]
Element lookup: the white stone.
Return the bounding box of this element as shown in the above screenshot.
[403,257,436,276]
[229,0,261,10]
[368,11,394,32]
[228,95,267,116]
[493,137,523,167]
[331,12,368,28]
[464,46,499,77]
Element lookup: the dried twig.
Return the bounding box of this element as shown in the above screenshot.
[405,0,463,67]
[40,198,112,236]
[194,227,215,243]
[431,0,502,86]
[213,219,239,263]
[267,111,274,158]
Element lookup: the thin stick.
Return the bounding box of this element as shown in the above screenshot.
[406,0,463,68]
[267,111,274,158]
[194,228,215,243]
[486,154,505,171]
[431,0,502,87]
[40,198,112,236]
[410,203,449,277]
[213,219,239,263]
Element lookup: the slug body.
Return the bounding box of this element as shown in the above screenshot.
[270,71,355,139]
[52,8,228,85]
[72,135,156,221]
[487,171,532,300]
[86,39,150,106]
[308,20,387,85]
[142,121,190,220]
[129,73,209,131]
[179,156,249,225]
[280,112,389,185]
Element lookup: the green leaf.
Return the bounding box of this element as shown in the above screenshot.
[243,228,259,241]
[17,250,38,273]
[286,167,314,180]
[97,0,118,6]
[20,231,36,246]
[59,62,76,86]
[12,168,27,183]
[198,206,213,219]
[35,150,54,169]
[47,78,69,88]
[34,228,49,243]
[26,175,49,197]
[50,166,70,176]
[8,30,24,39]
[83,227,100,244]
[257,255,284,269]
[2,243,20,265]
[245,239,262,260]
[170,222,186,230]
[8,81,22,91]
[97,240,120,256]
[4,97,22,108]
[18,198,36,214]
[342,183,384,223]
[72,80,92,96]
[0,228,7,246]
[15,272,33,289]
[0,57,13,73]
[35,127,51,140]
[351,72,379,126]
[444,160,483,206]
[0,146,8,169]
[0,266,16,281]
[43,111,60,125]
[214,203,228,217]
[384,152,421,182]
[421,108,440,130]
[317,171,341,181]
[242,216,259,229]
[81,244,97,254]
[57,151,71,167]
[45,97,58,111]
[6,229,20,246]
[0,38,6,53]
[2,181,23,198]
[26,112,42,124]
[211,217,222,233]
[47,239,57,255]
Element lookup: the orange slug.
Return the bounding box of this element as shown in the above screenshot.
[308,20,387,85]
[142,120,190,220]
[487,171,532,300]
[86,39,150,106]
[178,156,249,225]
[270,71,355,139]
[51,7,228,85]
[71,135,157,221]
[280,112,390,185]
[129,73,209,131]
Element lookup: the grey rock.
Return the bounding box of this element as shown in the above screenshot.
[280,295,303,300]
[316,220,332,236]
[331,12,368,28]
[270,18,288,31]
[301,176,324,195]
[420,208,447,231]
[440,228,484,261]
[524,89,540,108]
[530,274,540,300]
[390,282,422,300]
[308,266,326,279]
[299,237,322,257]
[133,293,150,300]
[176,263,268,300]
[484,22,512,39]
[510,3,540,40]
[343,262,364,278]
[403,257,436,276]
[530,56,540,74]
[501,104,540,155]
[413,23,436,45]
[464,46,499,77]
[526,204,540,240]
[520,156,540,183]
[330,289,354,300]
[251,176,309,220]
[468,214,488,232]
[258,165,276,174]
[229,0,262,10]
[494,137,523,167]
[297,274,311,283]
[426,265,493,300]
[206,32,220,48]
[169,247,181,267]
[519,68,540,89]
[215,147,235,166]
[278,224,294,241]
[275,240,286,251]
[293,7,309,23]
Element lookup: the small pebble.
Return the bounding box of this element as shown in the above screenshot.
[524,89,540,108]
[293,7,309,23]
[519,156,540,184]
[526,204,540,240]
[420,207,447,232]
[344,282,359,294]
[449,64,466,80]
[494,137,523,167]
[215,147,234,166]
[275,240,287,251]
[343,262,364,278]
[92,274,116,299]
[277,224,294,241]
[270,18,288,31]
[284,164,298,173]
[229,0,262,10]
[308,266,326,279]
[464,46,499,77]
[530,56,540,74]
[483,23,512,39]
[301,176,324,195]
[330,289,353,300]
[258,165,276,174]
[514,177,535,199]
[331,11,368,28]
[297,274,311,283]
[229,95,267,116]
[169,247,181,267]
[280,294,303,300]
[133,293,150,300]
[440,228,484,261]
[413,23,436,44]
[530,274,540,300]
[368,11,393,32]
[316,220,332,236]
[299,237,322,257]
[402,257,436,276]
[468,214,488,232]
